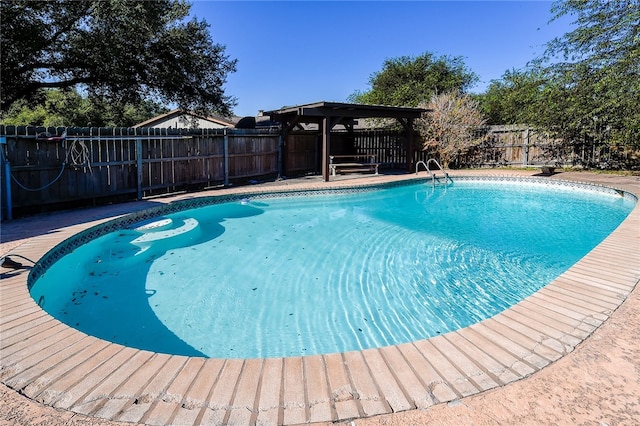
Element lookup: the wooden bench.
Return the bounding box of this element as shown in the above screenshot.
[329,155,380,176]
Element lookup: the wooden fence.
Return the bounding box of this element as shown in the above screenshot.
[284,132,318,175]
[0,126,280,219]
[458,125,639,169]
[2,125,637,219]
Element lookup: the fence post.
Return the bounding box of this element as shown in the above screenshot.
[523,128,530,166]
[1,136,11,220]
[136,138,143,200]
[223,129,229,186]
[277,133,283,179]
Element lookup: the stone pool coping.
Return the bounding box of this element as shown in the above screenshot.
[1,170,639,425]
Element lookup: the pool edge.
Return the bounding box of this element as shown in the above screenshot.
[2,170,639,425]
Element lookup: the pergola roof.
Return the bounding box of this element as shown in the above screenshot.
[265,101,427,125]
[265,101,428,182]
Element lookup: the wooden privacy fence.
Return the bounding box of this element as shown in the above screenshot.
[460,125,640,169]
[346,129,409,166]
[285,130,411,173]
[0,126,280,219]
[2,124,637,219]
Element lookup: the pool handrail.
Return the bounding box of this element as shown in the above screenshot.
[416,159,453,185]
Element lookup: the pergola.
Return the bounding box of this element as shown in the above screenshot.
[265,101,427,182]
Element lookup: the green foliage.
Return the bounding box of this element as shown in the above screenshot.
[0,89,169,127]
[476,69,544,125]
[541,0,640,145]
[547,0,639,68]
[349,52,478,107]
[478,0,639,147]
[2,100,52,127]
[1,0,237,116]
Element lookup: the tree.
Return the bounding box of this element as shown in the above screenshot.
[1,0,237,117]
[477,1,639,149]
[418,91,487,168]
[0,89,169,127]
[477,69,546,125]
[349,52,478,107]
[540,0,640,144]
[546,0,639,70]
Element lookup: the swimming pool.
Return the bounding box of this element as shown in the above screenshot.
[28,177,635,359]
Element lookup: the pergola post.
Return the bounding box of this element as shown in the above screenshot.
[407,118,415,172]
[398,117,416,172]
[322,117,331,182]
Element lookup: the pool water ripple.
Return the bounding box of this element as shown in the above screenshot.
[29,180,635,359]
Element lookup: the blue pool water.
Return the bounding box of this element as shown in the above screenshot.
[30,179,635,359]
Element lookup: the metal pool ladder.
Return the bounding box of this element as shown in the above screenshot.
[416,159,453,185]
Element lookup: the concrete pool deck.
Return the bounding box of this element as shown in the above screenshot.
[1,170,639,425]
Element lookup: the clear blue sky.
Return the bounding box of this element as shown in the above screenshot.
[189,1,574,117]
